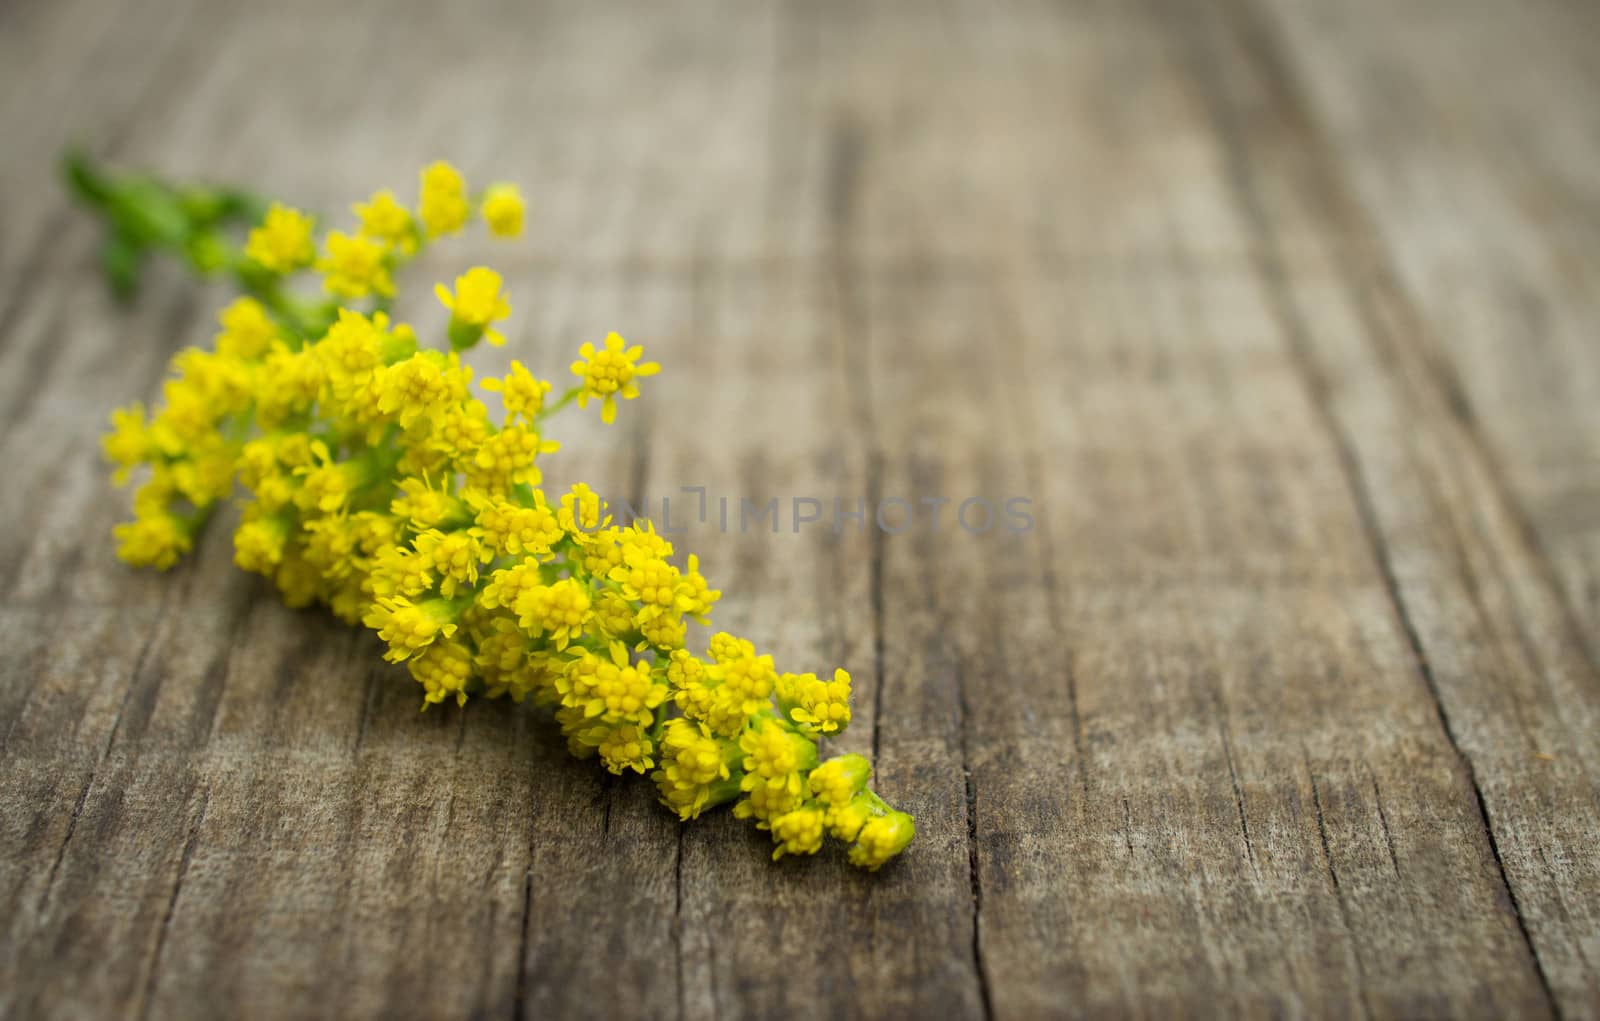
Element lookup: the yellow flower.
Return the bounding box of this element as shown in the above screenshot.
[419,161,469,237]
[464,425,558,495]
[738,717,816,795]
[411,529,483,598]
[594,723,655,775]
[777,668,853,735]
[476,560,545,611]
[354,188,415,253]
[216,297,278,360]
[848,811,916,871]
[113,511,192,569]
[480,360,551,422]
[97,162,916,870]
[558,483,609,534]
[302,514,361,579]
[315,309,388,407]
[420,400,493,461]
[469,491,562,558]
[560,641,665,726]
[294,442,367,514]
[593,591,638,638]
[318,230,394,299]
[233,513,290,574]
[708,632,755,665]
[514,577,591,648]
[608,556,685,620]
[652,719,737,820]
[409,639,474,707]
[436,267,511,348]
[374,351,473,428]
[570,332,661,424]
[364,595,461,663]
[244,203,315,273]
[733,783,803,829]
[808,754,872,806]
[390,475,467,531]
[275,553,323,608]
[638,610,685,651]
[481,184,526,238]
[770,805,826,861]
[718,648,778,717]
[103,404,152,483]
[678,554,720,622]
[368,543,434,599]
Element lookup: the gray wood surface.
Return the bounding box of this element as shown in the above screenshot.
[2,0,1597,1017]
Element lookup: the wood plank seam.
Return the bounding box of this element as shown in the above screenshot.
[1169,0,1569,1009]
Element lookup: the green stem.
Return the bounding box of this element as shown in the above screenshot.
[62,148,273,302]
[536,386,583,423]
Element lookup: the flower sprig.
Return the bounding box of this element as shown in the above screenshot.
[77,155,915,870]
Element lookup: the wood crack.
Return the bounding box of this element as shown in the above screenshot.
[1025,446,1089,802]
[1369,774,1401,879]
[1306,756,1374,1021]
[512,869,532,1021]
[37,581,176,914]
[135,785,210,1021]
[955,663,995,1021]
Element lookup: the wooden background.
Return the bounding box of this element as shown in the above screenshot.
[2,0,1598,1017]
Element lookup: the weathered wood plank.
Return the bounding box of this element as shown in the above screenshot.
[1172,0,1600,1011]
[0,0,1597,1017]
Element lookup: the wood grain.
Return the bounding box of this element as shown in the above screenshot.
[1,0,1596,1017]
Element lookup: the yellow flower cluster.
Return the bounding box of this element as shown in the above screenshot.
[93,161,913,870]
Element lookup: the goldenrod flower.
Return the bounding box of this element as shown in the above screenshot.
[317,230,393,299]
[653,719,738,820]
[466,425,558,494]
[91,160,915,871]
[436,266,511,348]
[216,297,278,360]
[391,475,467,531]
[480,360,551,422]
[354,188,416,253]
[558,482,609,534]
[481,184,525,238]
[708,632,755,665]
[570,332,661,424]
[808,754,872,805]
[778,668,852,735]
[608,556,685,620]
[364,595,461,663]
[848,812,917,871]
[824,797,871,842]
[769,805,826,860]
[375,351,472,428]
[419,161,469,237]
[638,611,685,651]
[411,529,483,598]
[244,202,315,273]
[733,783,803,828]
[103,404,151,484]
[594,723,655,775]
[234,513,290,573]
[409,639,474,707]
[514,577,591,648]
[113,512,192,569]
[561,641,664,726]
[739,717,816,796]
[469,491,562,558]
[719,649,778,717]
